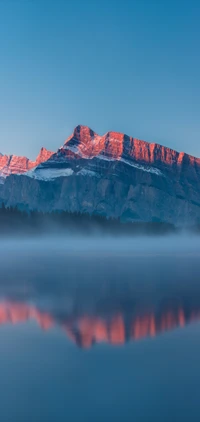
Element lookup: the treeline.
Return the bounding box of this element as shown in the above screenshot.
[0,203,177,236]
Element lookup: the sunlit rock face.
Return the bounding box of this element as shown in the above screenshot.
[0,147,53,178]
[59,125,200,176]
[1,125,200,224]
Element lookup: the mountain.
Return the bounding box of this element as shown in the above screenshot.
[0,147,53,180]
[0,124,200,224]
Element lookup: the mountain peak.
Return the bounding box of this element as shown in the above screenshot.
[73,124,96,134]
[35,147,54,166]
[71,125,97,141]
[0,147,54,178]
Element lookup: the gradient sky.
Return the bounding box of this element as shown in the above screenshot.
[0,0,200,159]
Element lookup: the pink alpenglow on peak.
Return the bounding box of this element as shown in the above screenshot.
[35,147,54,166]
[61,125,200,169]
[0,148,53,178]
[1,126,200,177]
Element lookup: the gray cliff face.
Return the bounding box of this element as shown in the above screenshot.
[0,125,200,225]
[0,164,200,225]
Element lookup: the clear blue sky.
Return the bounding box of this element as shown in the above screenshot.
[0,0,200,158]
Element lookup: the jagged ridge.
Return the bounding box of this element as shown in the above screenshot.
[0,147,53,179]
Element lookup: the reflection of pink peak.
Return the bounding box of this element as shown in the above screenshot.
[0,302,54,329]
[64,315,126,348]
[0,301,200,348]
[0,148,53,177]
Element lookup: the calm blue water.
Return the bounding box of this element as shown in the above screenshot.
[1,238,200,422]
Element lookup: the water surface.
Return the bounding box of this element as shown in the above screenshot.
[1,237,200,422]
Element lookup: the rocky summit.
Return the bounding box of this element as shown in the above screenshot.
[0,125,200,225]
[0,147,53,179]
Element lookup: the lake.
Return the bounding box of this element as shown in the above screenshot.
[1,236,200,422]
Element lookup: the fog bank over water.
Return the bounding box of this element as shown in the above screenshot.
[0,234,200,331]
[0,234,200,257]
[0,233,199,352]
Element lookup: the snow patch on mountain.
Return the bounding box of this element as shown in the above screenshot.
[96,154,163,176]
[64,144,80,154]
[64,145,163,176]
[24,155,163,181]
[25,167,74,181]
[119,157,163,176]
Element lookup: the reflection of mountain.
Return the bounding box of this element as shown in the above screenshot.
[0,301,200,348]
